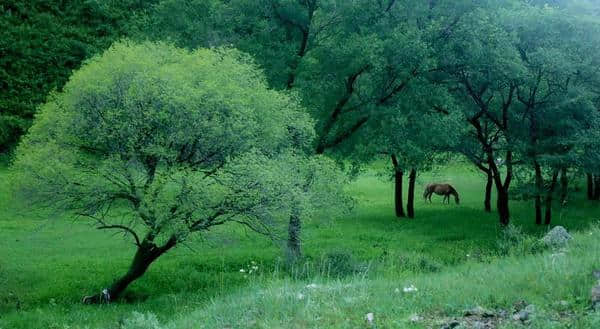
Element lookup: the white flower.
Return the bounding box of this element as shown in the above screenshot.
[466,254,470,257]
[239,269,246,273]
[252,266,259,270]
[403,284,418,293]
[365,312,375,325]
[305,283,319,289]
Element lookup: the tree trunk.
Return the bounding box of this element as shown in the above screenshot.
[595,175,600,200]
[559,167,568,204]
[488,151,512,226]
[497,187,510,226]
[287,205,302,264]
[407,169,416,218]
[82,234,177,304]
[534,161,543,225]
[391,155,405,218]
[587,173,595,200]
[545,170,559,225]
[484,170,493,212]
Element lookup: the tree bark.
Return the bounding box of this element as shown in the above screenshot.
[488,151,512,226]
[391,155,405,218]
[484,170,493,212]
[82,233,177,304]
[287,205,302,264]
[595,175,600,200]
[496,187,510,226]
[545,170,559,225]
[407,169,416,218]
[534,161,543,225]
[559,167,568,204]
[587,173,595,200]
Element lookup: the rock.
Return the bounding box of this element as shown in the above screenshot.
[472,321,487,329]
[593,269,600,280]
[512,310,529,322]
[497,309,508,318]
[592,281,600,310]
[541,226,572,248]
[409,314,423,323]
[512,304,535,322]
[440,320,461,329]
[464,306,495,318]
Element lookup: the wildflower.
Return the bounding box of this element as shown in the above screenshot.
[365,312,375,325]
[305,283,319,289]
[252,266,259,270]
[240,269,246,273]
[403,284,418,293]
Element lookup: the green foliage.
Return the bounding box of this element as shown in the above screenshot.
[0,0,158,153]
[497,224,547,256]
[13,40,317,251]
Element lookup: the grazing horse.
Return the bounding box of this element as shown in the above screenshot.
[423,183,460,204]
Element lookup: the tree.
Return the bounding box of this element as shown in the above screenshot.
[0,0,159,154]
[439,4,526,225]
[14,41,324,303]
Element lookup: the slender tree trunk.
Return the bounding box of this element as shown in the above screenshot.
[391,155,405,218]
[82,234,177,304]
[488,151,512,226]
[545,170,559,225]
[407,169,416,218]
[595,175,600,200]
[534,161,543,225]
[497,187,510,226]
[559,167,568,204]
[587,173,595,200]
[484,170,493,212]
[287,205,302,264]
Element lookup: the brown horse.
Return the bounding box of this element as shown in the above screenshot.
[423,183,460,204]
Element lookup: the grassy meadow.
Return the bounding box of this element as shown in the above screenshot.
[1,162,599,328]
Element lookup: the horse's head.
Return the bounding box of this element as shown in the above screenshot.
[453,192,460,204]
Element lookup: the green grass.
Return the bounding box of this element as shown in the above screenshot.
[168,226,600,329]
[0,163,598,328]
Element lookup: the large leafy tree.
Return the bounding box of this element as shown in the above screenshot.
[0,0,158,154]
[14,41,332,302]
[507,5,600,224]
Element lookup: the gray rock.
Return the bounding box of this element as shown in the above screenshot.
[541,226,572,248]
[512,310,530,322]
[441,320,461,329]
[592,281,600,310]
[409,314,423,323]
[472,321,487,329]
[464,306,495,318]
[512,305,534,322]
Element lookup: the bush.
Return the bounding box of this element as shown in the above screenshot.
[321,251,359,278]
[497,224,546,256]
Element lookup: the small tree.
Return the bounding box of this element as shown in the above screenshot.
[14,41,323,303]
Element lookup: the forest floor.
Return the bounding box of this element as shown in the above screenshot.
[0,163,598,328]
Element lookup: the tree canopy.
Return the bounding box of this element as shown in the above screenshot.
[14,41,341,301]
